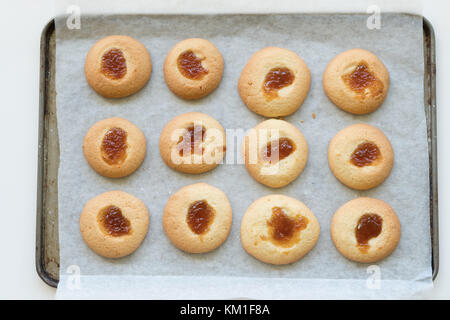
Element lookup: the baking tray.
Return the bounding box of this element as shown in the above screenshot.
[35,17,439,288]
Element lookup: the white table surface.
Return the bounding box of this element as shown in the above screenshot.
[0,0,448,299]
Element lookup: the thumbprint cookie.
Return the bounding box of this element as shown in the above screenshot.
[242,119,308,188]
[80,191,150,258]
[240,195,320,265]
[323,48,389,114]
[85,35,152,98]
[238,47,311,117]
[164,38,224,100]
[159,112,226,174]
[83,117,146,178]
[331,197,401,263]
[163,183,232,253]
[328,124,394,190]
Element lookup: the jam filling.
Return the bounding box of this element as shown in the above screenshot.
[101,127,128,165]
[262,138,296,164]
[98,205,131,237]
[263,67,295,100]
[355,213,383,253]
[267,207,308,247]
[342,61,384,98]
[187,200,215,234]
[350,142,380,167]
[177,125,206,156]
[177,50,208,80]
[101,48,127,80]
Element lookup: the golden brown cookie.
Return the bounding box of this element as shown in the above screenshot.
[242,119,308,188]
[84,35,152,98]
[163,183,232,253]
[240,195,320,265]
[80,191,150,258]
[323,48,389,114]
[83,117,146,178]
[159,112,226,174]
[331,197,401,263]
[238,47,311,117]
[328,124,394,190]
[164,38,224,100]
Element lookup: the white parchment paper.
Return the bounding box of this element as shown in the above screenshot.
[55,13,432,299]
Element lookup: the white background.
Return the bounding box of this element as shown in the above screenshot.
[0,0,448,299]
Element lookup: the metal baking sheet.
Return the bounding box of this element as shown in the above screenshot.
[36,16,438,289]
[36,20,59,288]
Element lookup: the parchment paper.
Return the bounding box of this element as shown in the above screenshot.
[54,13,432,299]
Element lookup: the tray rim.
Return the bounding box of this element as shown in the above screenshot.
[423,17,439,281]
[36,19,58,288]
[36,15,439,288]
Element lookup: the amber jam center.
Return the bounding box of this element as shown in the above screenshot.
[101,127,128,165]
[186,200,215,235]
[101,48,127,80]
[355,213,383,253]
[98,205,131,237]
[267,207,308,247]
[262,138,296,164]
[341,61,384,98]
[350,142,381,167]
[177,125,206,157]
[177,50,208,80]
[263,68,295,101]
